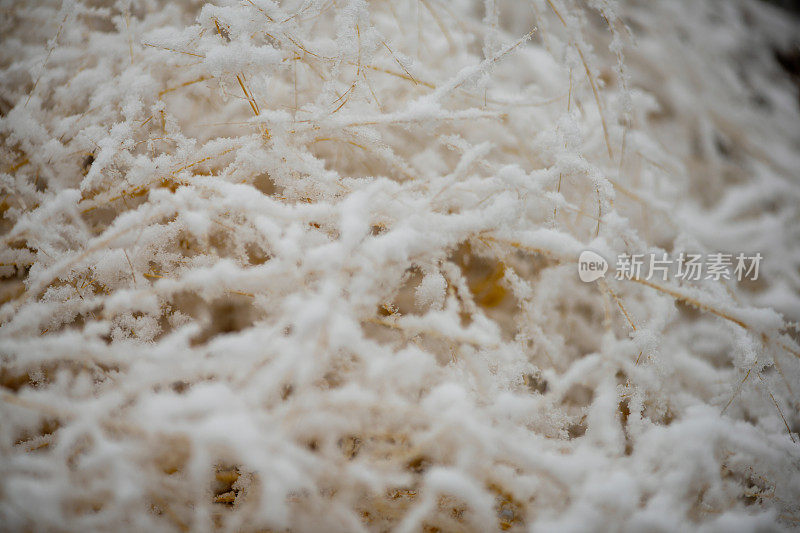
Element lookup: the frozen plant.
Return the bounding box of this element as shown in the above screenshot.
[1,0,800,531]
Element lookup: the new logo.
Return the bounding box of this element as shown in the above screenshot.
[578,250,608,282]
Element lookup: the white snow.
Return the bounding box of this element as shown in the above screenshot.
[1,0,799,531]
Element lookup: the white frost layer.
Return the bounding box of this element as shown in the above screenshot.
[1,0,799,531]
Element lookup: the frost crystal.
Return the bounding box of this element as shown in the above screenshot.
[1,0,799,530]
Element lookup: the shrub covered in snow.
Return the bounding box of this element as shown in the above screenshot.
[1,0,799,530]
